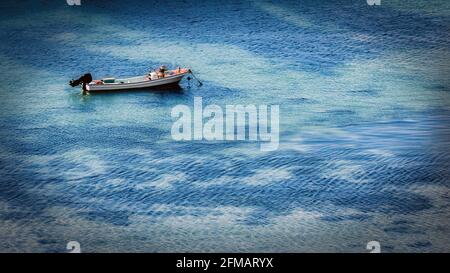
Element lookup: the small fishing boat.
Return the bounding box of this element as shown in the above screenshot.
[69,66,201,93]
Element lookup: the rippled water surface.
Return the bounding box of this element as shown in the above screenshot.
[0,0,450,252]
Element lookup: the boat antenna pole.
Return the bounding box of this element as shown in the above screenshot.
[188,69,203,86]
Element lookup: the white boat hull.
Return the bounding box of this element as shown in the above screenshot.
[86,72,188,92]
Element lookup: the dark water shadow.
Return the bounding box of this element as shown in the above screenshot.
[86,84,185,96]
[66,84,188,111]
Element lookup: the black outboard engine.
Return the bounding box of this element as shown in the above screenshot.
[69,73,93,93]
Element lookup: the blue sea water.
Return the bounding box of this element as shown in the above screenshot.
[0,0,449,252]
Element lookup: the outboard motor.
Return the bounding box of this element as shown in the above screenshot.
[69,73,93,93]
